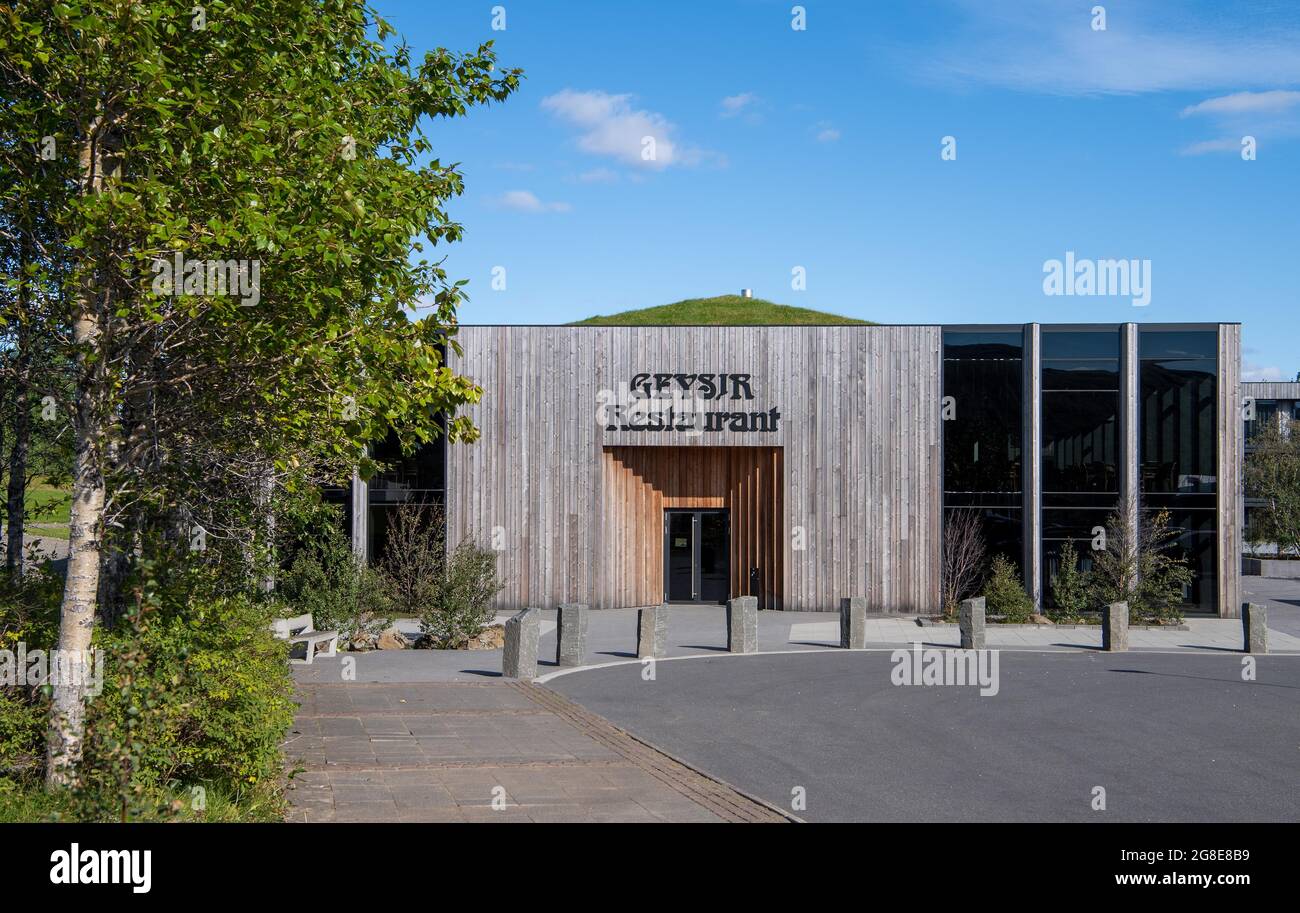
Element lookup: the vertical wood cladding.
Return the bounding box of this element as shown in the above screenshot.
[445,325,944,612]
[1217,323,1243,619]
[603,446,784,608]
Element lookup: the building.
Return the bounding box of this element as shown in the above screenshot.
[1242,380,1300,550]
[344,322,1244,617]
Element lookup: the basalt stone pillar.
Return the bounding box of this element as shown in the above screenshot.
[959,597,986,650]
[1102,601,1129,652]
[637,604,669,659]
[555,603,589,667]
[840,597,866,649]
[1243,603,1268,654]
[502,607,540,680]
[727,596,758,653]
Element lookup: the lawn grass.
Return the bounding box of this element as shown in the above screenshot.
[571,294,873,326]
[2,477,72,540]
[0,777,286,823]
[25,479,70,525]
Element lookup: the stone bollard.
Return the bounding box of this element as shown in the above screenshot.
[502,607,540,680]
[1243,603,1268,654]
[959,597,986,650]
[727,596,758,653]
[1102,601,1129,652]
[839,597,866,649]
[555,603,589,667]
[637,604,669,659]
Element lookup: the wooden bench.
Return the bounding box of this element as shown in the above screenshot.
[271,613,339,665]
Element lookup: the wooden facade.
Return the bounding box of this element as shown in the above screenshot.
[603,446,784,608]
[440,323,1242,617]
[1217,323,1243,618]
[445,325,944,613]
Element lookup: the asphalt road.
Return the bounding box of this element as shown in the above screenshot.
[1243,576,1300,638]
[549,650,1300,822]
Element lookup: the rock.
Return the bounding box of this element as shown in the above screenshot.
[1027,614,1055,625]
[555,604,589,666]
[839,596,866,649]
[347,631,378,651]
[726,596,758,653]
[464,624,506,651]
[376,628,409,650]
[503,609,541,678]
[959,597,985,650]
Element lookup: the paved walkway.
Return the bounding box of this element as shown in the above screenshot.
[291,602,1300,689]
[283,680,789,823]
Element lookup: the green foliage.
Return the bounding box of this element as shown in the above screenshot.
[0,566,62,781]
[1244,422,1300,557]
[418,541,504,649]
[982,553,1034,622]
[279,507,389,636]
[1,557,293,821]
[380,501,445,619]
[571,295,873,326]
[1090,505,1194,624]
[1048,540,1092,621]
[75,583,295,819]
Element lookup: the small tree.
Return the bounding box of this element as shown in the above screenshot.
[941,508,986,619]
[1244,422,1300,557]
[380,501,445,618]
[1090,499,1194,624]
[418,541,503,649]
[983,553,1034,622]
[1048,539,1091,621]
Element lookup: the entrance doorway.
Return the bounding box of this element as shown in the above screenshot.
[663,509,730,604]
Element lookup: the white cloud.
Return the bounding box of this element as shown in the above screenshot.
[1178,137,1246,156]
[720,93,760,118]
[1243,363,1286,382]
[1181,90,1300,118]
[491,190,571,213]
[916,0,1300,96]
[542,89,709,170]
[575,167,619,184]
[814,122,841,143]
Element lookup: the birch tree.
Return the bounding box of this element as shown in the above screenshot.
[0,0,520,787]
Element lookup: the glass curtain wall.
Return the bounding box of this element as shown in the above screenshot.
[943,329,1025,575]
[1139,329,1218,611]
[1040,328,1120,606]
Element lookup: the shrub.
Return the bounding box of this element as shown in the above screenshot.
[942,508,986,619]
[1048,540,1092,621]
[1090,501,1194,624]
[85,590,297,795]
[380,501,445,619]
[280,513,389,636]
[983,553,1034,623]
[418,541,504,649]
[0,566,62,783]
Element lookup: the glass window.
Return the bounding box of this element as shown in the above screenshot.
[1138,329,1218,360]
[1042,360,1119,391]
[943,330,1023,360]
[1041,328,1120,360]
[1245,400,1277,442]
[943,359,1023,493]
[944,328,1025,576]
[1140,360,1216,494]
[1138,329,1218,612]
[1042,392,1119,493]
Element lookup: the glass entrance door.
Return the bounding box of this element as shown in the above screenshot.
[663,509,730,604]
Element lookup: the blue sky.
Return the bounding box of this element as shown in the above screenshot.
[377,0,1299,380]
